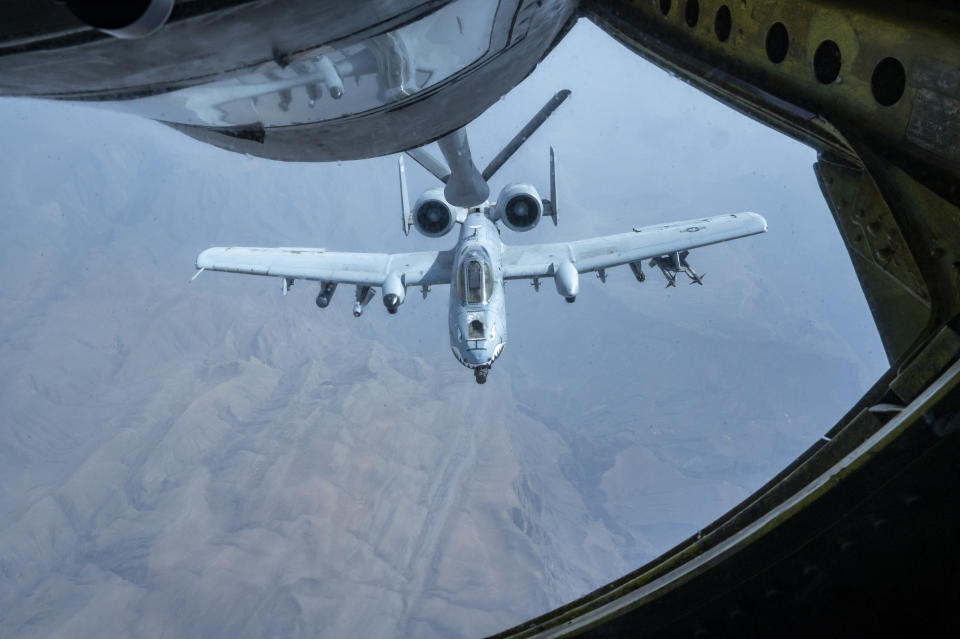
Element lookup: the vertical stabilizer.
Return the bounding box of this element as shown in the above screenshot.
[399,155,411,236]
[548,146,558,226]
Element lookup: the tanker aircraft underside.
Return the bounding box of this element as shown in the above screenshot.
[194,92,767,383]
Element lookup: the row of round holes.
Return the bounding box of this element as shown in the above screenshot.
[658,0,906,106]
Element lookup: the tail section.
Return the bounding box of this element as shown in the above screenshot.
[399,155,411,236]
[543,146,558,226]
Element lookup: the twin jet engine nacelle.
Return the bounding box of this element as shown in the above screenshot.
[494,183,543,232]
[412,189,457,238]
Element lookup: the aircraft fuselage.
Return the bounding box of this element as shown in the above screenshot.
[448,211,507,380]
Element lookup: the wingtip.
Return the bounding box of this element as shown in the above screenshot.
[195,247,222,270]
[756,212,769,232]
[743,211,768,232]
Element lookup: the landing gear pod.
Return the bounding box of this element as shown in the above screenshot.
[554,260,579,302]
[382,273,405,314]
[315,282,337,308]
[66,0,174,38]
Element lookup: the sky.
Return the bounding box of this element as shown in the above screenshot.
[0,18,888,639]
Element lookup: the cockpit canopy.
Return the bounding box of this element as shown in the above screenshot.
[456,253,494,304]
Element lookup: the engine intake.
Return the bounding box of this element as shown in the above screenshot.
[412,189,456,237]
[495,183,542,232]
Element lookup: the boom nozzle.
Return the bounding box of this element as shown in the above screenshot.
[438,129,489,207]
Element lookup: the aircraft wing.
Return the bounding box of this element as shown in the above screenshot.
[195,246,454,287]
[500,213,766,278]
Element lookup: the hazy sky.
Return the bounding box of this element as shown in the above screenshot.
[0,19,887,639]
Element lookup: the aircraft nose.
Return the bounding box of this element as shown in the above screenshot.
[456,340,504,369]
[462,346,493,366]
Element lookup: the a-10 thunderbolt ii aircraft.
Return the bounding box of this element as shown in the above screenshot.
[195,91,767,384]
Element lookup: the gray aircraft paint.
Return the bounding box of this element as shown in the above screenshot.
[448,213,508,373]
[196,206,766,382]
